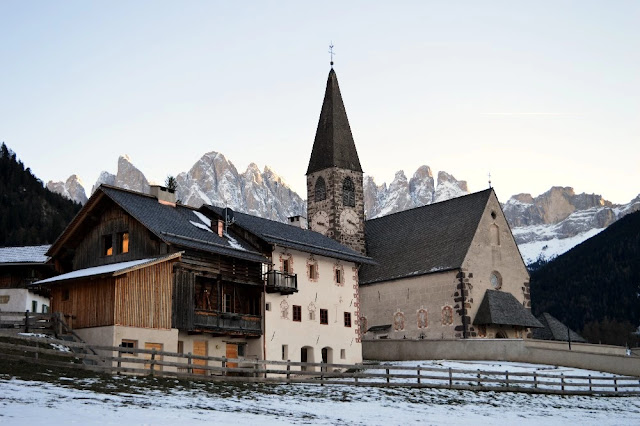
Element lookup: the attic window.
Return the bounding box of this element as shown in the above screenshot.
[315,177,326,202]
[118,232,129,254]
[343,177,355,207]
[491,211,497,220]
[103,235,113,256]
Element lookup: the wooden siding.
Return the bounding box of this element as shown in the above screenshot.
[72,204,164,270]
[114,260,175,329]
[180,250,262,284]
[172,268,196,330]
[50,278,116,329]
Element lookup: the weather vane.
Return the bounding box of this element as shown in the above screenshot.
[329,43,335,67]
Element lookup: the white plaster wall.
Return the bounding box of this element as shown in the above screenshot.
[0,288,50,313]
[264,246,363,369]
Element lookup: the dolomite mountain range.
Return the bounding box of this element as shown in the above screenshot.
[47,152,640,265]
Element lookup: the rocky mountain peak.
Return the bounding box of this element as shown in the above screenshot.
[46,174,88,205]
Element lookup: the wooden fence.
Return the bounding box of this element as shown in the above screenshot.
[0,311,53,333]
[1,333,639,396]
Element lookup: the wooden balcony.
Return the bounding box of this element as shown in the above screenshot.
[194,310,262,337]
[264,270,298,294]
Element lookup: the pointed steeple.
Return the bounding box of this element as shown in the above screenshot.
[306,69,362,175]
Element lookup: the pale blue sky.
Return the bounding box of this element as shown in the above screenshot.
[1,1,638,204]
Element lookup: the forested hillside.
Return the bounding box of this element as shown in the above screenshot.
[0,143,81,246]
[530,209,640,346]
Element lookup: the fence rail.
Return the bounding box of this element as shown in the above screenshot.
[1,333,639,396]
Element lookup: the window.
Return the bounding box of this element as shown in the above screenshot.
[335,268,342,284]
[308,263,317,280]
[0,295,9,304]
[309,310,316,320]
[343,177,355,207]
[238,344,246,357]
[103,235,113,256]
[490,271,502,290]
[344,312,352,327]
[265,302,271,311]
[118,232,130,254]
[315,176,326,202]
[320,309,328,325]
[31,300,37,313]
[62,288,70,301]
[120,339,137,355]
[340,349,346,359]
[283,259,291,274]
[293,305,302,322]
[282,344,288,360]
[223,293,233,313]
[177,341,184,354]
[41,304,49,314]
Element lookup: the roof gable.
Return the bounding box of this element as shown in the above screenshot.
[360,189,493,284]
[306,69,362,174]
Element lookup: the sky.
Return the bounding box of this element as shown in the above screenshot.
[1,1,638,204]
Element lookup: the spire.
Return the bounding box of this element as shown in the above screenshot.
[306,69,362,175]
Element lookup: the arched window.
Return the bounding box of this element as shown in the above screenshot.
[343,177,355,207]
[315,177,326,202]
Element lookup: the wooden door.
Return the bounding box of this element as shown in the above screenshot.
[193,340,208,375]
[226,343,238,369]
[144,342,163,371]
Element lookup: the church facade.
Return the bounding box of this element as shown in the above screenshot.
[306,67,542,341]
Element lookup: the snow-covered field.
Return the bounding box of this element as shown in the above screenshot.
[1,360,639,425]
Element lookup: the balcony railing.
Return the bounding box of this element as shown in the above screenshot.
[264,270,298,294]
[194,311,262,336]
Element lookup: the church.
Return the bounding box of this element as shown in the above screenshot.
[305,67,542,341]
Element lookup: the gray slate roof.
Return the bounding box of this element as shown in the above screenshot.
[204,206,375,265]
[98,186,268,264]
[533,312,587,342]
[360,189,493,285]
[0,245,50,264]
[473,290,543,328]
[306,69,362,174]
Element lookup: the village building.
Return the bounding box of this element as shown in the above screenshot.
[0,245,52,314]
[304,67,541,340]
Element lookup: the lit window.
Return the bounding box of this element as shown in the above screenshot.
[340,349,346,359]
[320,309,328,325]
[119,232,129,254]
[344,312,352,327]
[293,305,302,322]
[103,235,113,256]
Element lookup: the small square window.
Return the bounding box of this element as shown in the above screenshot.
[335,269,342,284]
[320,309,328,325]
[340,349,346,359]
[265,302,271,311]
[103,235,113,256]
[293,305,302,322]
[344,312,352,327]
[120,339,138,355]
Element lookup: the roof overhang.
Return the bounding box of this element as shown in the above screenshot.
[473,289,543,328]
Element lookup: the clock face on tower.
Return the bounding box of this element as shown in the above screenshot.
[311,210,329,235]
[339,208,360,235]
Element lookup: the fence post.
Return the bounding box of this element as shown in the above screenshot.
[24,310,29,333]
[505,371,509,388]
[286,359,291,380]
[589,375,592,392]
[417,365,421,384]
[561,374,564,393]
[187,352,192,374]
[253,362,258,378]
[534,372,537,389]
[222,357,227,377]
[614,377,618,392]
[386,367,390,384]
[117,347,122,371]
[477,372,481,387]
[448,368,452,388]
[150,349,156,377]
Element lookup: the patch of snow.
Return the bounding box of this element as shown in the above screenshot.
[193,211,212,227]
[0,245,50,264]
[224,233,246,251]
[34,258,155,285]
[189,220,213,233]
[518,228,605,264]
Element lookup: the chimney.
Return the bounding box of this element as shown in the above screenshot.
[150,185,176,206]
[288,215,307,229]
[217,219,224,237]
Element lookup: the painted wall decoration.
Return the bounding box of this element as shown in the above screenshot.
[416,308,428,329]
[393,311,405,331]
[280,299,289,319]
[308,302,317,320]
[441,306,454,325]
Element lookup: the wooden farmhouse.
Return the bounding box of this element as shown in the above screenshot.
[37,183,372,370]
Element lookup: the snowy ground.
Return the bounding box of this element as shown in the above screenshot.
[1,360,639,425]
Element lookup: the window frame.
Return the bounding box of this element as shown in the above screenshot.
[342,177,355,207]
[120,339,138,356]
[293,305,302,322]
[320,308,329,325]
[344,312,352,327]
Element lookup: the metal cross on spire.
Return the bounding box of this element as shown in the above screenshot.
[488,172,492,188]
[329,43,335,67]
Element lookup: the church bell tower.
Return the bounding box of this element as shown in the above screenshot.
[306,68,366,255]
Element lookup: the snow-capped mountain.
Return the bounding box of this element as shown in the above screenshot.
[46,174,88,205]
[48,152,640,265]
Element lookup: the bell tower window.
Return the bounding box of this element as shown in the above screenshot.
[343,177,355,207]
[315,177,326,202]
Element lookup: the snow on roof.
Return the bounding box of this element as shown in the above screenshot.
[34,253,181,285]
[0,245,51,264]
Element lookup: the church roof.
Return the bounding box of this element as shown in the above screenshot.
[204,206,375,265]
[306,69,362,175]
[532,312,587,342]
[360,189,493,285]
[473,290,543,328]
